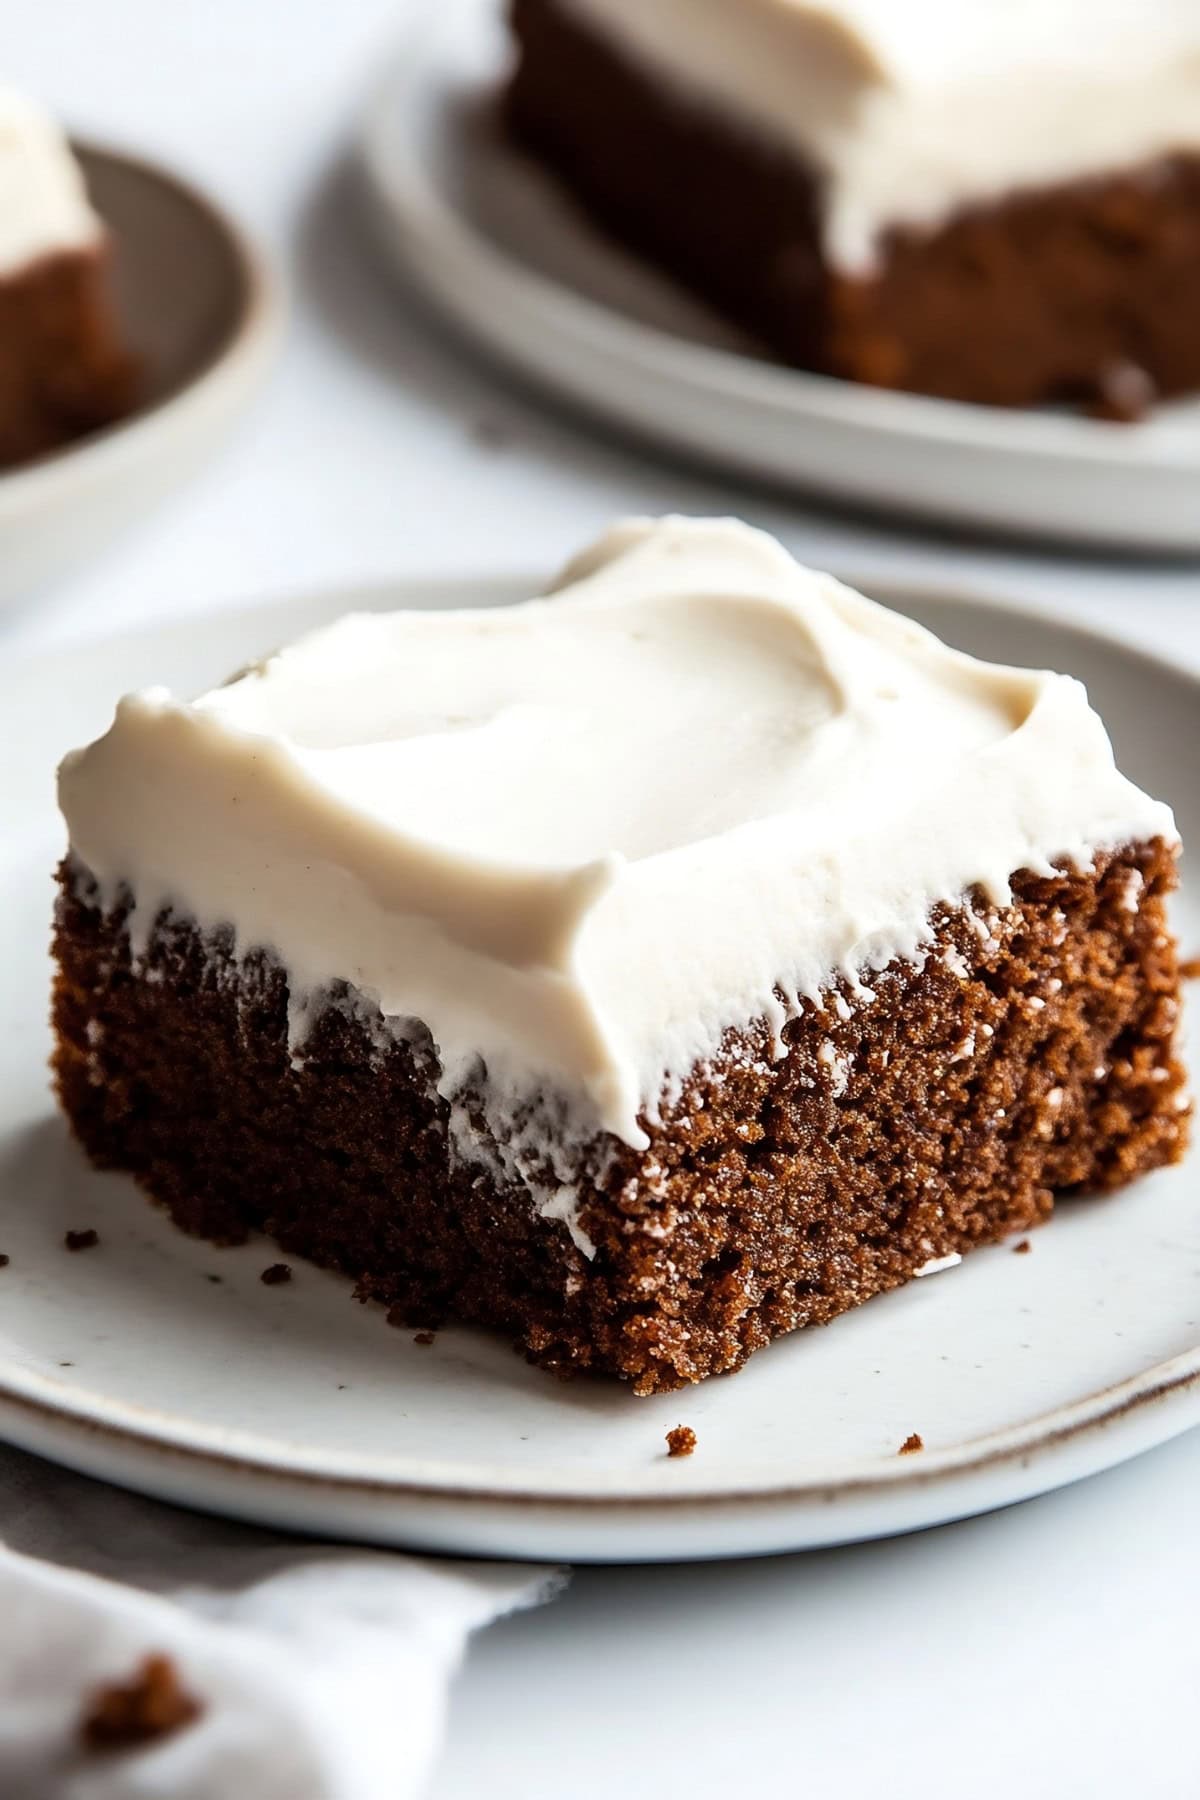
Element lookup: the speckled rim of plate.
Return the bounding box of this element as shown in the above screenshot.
[2,1336,1199,1509]
[1,575,1197,1560]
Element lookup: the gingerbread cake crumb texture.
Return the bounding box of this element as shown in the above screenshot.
[64,1228,98,1252]
[666,1425,697,1458]
[259,1262,291,1286]
[80,1654,203,1752]
[899,1433,925,1456]
[52,838,1189,1394]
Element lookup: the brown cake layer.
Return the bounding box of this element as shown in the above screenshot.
[507,0,1200,413]
[0,246,136,468]
[53,842,1189,1394]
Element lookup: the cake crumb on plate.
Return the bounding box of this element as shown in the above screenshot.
[80,1654,202,1751]
[64,1229,98,1252]
[666,1425,697,1458]
[899,1433,924,1456]
[259,1262,291,1286]
[1014,1239,1032,1255]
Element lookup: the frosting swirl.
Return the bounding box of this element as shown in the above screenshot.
[59,517,1175,1150]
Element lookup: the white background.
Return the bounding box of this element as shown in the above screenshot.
[5,3,1200,1795]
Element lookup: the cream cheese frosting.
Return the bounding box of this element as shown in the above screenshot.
[0,85,103,278]
[59,518,1175,1161]
[556,0,1200,269]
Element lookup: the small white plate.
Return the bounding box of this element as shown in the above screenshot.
[0,577,1196,1563]
[360,0,1200,554]
[0,144,280,610]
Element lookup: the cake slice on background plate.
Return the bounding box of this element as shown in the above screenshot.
[53,518,1190,1392]
[0,84,135,468]
[507,0,1200,416]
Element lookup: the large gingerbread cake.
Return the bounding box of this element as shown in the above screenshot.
[53,519,1190,1391]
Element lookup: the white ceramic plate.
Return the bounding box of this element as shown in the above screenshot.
[360,0,1200,554]
[0,144,280,610]
[1,577,1197,1563]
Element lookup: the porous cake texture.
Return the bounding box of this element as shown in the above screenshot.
[52,519,1190,1392]
[507,0,1200,413]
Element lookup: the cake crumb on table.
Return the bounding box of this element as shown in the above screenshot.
[1014,1239,1032,1255]
[80,1654,203,1751]
[64,1229,99,1252]
[413,1330,436,1346]
[899,1433,924,1456]
[259,1262,291,1286]
[666,1425,697,1458]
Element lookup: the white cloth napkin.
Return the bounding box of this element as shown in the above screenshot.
[0,1446,558,1800]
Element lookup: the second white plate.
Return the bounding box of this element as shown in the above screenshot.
[0,576,1196,1562]
[360,0,1200,554]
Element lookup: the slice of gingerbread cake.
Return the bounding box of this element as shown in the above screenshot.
[507,0,1200,414]
[0,84,135,468]
[53,518,1190,1392]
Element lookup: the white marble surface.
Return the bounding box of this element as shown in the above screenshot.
[4,3,1200,1796]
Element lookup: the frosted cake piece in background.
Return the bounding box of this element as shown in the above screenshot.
[0,84,134,466]
[507,0,1200,415]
